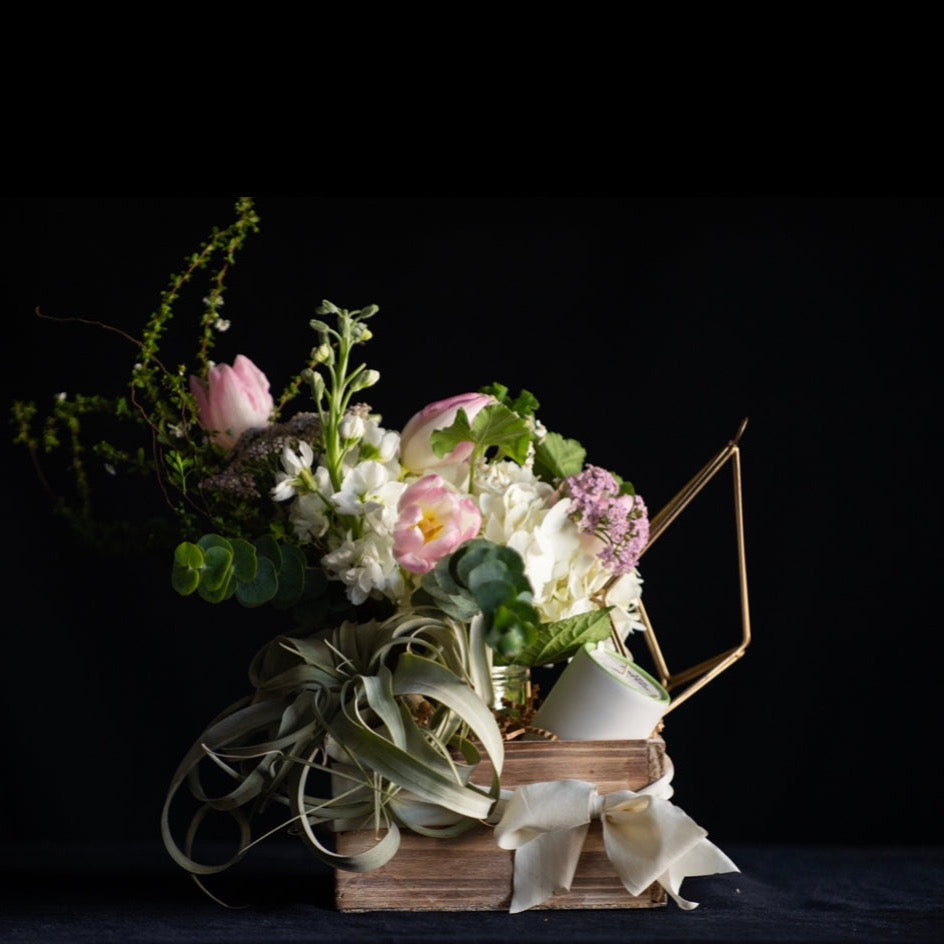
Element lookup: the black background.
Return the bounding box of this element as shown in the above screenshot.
[1,195,938,853]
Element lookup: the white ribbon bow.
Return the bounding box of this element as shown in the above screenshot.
[492,759,739,914]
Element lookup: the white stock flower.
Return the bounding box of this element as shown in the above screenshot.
[362,421,400,464]
[273,441,319,501]
[290,491,332,542]
[322,531,407,606]
[339,414,366,441]
[341,419,401,478]
[332,461,402,520]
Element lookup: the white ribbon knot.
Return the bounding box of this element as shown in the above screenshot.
[492,760,739,914]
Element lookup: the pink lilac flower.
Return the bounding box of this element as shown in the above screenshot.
[564,465,650,575]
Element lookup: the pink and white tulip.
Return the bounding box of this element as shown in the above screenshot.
[189,354,274,450]
[393,474,482,574]
[398,392,494,474]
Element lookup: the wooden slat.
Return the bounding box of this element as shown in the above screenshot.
[335,738,667,912]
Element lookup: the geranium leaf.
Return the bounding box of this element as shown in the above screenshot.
[429,403,532,466]
[471,403,531,465]
[532,431,586,483]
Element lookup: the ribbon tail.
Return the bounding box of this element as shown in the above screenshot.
[657,840,741,911]
[508,824,589,914]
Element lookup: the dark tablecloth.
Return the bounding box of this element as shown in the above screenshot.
[2,841,941,943]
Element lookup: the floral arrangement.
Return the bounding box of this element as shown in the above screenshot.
[13,198,740,911]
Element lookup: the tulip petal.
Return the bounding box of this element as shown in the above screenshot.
[190,354,274,449]
[399,392,494,473]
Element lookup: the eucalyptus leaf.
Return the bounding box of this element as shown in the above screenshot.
[273,543,306,607]
[174,541,203,568]
[254,534,282,569]
[465,559,513,592]
[469,579,516,611]
[228,538,258,583]
[197,533,233,553]
[171,542,203,596]
[198,567,236,603]
[235,555,278,607]
[199,544,234,592]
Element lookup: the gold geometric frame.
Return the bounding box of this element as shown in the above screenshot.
[613,418,752,716]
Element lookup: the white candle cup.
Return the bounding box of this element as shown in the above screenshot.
[531,643,670,741]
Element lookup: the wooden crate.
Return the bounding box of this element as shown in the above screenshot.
[334,737,667,912]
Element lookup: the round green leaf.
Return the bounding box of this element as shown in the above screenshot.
[273,543,305,607]
[470,579,515,612]
[254,534,282,569]
[236,555,278,607]
[171,542,203,596]
[200,544,233,592]
[229,538,258,583]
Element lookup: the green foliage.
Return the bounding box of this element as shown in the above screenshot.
[419,539,617,667]
[171,533,307,609]
[504,608,614,667]
[472,383,586,487]
[421,539,539,661]
[532,431,587,483]
[479,382,540,419]
[10,198,270,553]
[429,402,532,478]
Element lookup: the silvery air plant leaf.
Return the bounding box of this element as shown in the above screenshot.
[161,610,504,892]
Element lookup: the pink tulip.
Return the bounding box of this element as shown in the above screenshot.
[393,474,482,574]
[189,354,274,450]
[399,392,495,473]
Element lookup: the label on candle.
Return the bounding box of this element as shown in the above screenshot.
[590,649,666,699]
[531,643,670,741]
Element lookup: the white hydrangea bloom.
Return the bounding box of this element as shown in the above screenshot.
[476,462,569,612]
[598,569,645,640]
[475,459,642,633]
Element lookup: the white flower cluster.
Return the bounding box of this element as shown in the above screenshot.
[273,416,409,606]
[476,460,643,640]
[272,415,643,638]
